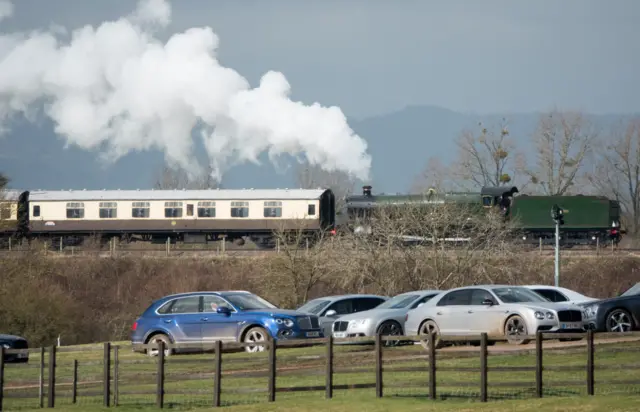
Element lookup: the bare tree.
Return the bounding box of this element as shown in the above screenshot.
[154,164,220,190]
[0,172,12,224]
[262,221,341,308]
[526,110,596,195]
[295,162,357,210]
[587,118,640,234]
[411,156,454,193]
[331,196,528,296]
[448,119,527,190]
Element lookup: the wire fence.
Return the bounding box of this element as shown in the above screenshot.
[1,331,640,410]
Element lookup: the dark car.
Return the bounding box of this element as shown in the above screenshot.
[131,290,323,355]
[1,334,29,363]
[582,283,640,332]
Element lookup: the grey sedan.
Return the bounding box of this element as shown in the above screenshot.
[296,294,388,337]
[331,290,441,346]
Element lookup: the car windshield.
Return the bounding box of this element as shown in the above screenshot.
[376,294,419,309]
[297,299,331,314]
[225,294,277,310]
[621,283,640,297]
[492,287,550,303]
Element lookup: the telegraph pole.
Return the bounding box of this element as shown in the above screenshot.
[550,204,564,287]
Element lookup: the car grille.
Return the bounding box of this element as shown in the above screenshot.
[297,316,320,330]
[333,321,349,332]
[557,310,582,322]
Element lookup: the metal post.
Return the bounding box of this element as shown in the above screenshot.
[554,221,560,287]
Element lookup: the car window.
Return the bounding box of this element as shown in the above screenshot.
[297,299,331,314]
[377,294,419,309]
[165,296,200,314]
[534,289,567,302]
[354,297,385,311]
[224,293,277,310]
[470,289,496,305]
[491,287,550,303]
[324,299,353,315]
[202,295,234,312]
[437,290,472,306]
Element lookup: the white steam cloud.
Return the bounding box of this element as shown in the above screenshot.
[0,0,371,182]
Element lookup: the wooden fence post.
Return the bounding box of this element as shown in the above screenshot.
[325,336,333,399]
[213,341,222,407]
[480,333,488,402]
[71,360,77,404]
[113,346,119,406]
[0,347,5,412]
[375,334,383,398]
[268,339,276,402]
[47,345,56,408]
[156,341,165,408]
[587,329,594,395]
[428,332,436,400]
[536,331,543,398]
[103,342,110,407]
[39,347,45,408]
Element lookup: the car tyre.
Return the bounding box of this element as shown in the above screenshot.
[605,308,634,333]
[146,333,172,357]
[418,320,442,351]
[377,321,403,347]
[243,326,270,353]
[504,315,530,345]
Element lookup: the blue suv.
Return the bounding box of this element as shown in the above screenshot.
[131,290,323,355]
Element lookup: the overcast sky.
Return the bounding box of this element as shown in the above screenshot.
[2,0,639,119]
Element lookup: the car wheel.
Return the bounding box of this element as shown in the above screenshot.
[377,321,403,347]
[504,315,530,345]
[146,333,172,357]
[243,326,270,353]
[418,320,442,351]
[606,309,634,333]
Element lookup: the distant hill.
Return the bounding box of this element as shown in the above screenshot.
[0,105,635,193]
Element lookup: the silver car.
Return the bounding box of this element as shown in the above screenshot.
[405,285,586,349]
[296,294,388,337]
[331,290,441,346]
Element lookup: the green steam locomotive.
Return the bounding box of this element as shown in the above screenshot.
[338,185,623,247]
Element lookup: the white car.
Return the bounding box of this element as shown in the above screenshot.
[522,285,598,305]
[405,285,586,349]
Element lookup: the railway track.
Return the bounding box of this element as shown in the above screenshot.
[1,246,639,258]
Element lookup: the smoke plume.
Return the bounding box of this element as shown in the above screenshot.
[0,0,371,182]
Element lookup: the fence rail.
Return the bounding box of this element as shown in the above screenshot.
[1,331,640,410]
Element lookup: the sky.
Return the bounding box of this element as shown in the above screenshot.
[2,0,639,120]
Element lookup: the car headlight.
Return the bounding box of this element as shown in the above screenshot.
[534,311,554,320]
[274,318,294,328]
[348,319,369,329]
[1,343,10,349]
[584,304,599,318]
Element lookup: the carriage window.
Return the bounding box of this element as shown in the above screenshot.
[132,202,150,218]
[197,201,216,218]
[33,205,40,217]
[308,204,316,216]
[164,201,183,218]
[231,201,249,218]
[99,202,118,218]
[66,202,85,219]
[263,201,282,218]
[482,196,493,207]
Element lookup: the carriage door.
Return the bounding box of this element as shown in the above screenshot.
[186,204,195,219]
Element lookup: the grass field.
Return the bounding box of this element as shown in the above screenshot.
[3,334,640,411]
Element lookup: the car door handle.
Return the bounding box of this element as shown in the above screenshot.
[468,310,474,313]
[436,312,442,315]
[200,317,208,321]
[164,319,172,323]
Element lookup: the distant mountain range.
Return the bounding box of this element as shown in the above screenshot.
[0,105,636,194]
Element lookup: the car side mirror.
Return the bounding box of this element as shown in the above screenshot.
[481,299,494,306]
[325,309,337,317]
[216,307,231,316]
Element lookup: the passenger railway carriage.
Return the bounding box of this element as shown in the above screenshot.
[0,188,336,248]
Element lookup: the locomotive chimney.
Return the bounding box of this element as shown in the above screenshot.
[363,185,372,197]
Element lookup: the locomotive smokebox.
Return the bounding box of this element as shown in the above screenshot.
[362,185,372,197]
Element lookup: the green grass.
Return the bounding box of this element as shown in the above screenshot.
[3,337,640,411]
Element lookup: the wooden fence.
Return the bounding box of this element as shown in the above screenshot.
[1,330,640,410]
